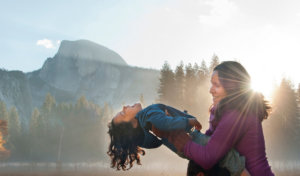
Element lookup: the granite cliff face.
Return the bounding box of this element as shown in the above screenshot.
[0,70,33,122]
[0,40,159,123]
[55,40,127,66]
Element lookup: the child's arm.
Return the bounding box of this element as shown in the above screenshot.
[146,109,189,131]
[166,109,202,131]
[146,104,203,132]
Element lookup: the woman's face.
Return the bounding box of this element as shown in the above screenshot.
[113,103,142,125]
[210,71,227,105]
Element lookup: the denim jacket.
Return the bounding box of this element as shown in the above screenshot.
[135,104,196,152]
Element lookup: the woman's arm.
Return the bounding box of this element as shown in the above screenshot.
[188,118,202,130]
[171,110,248,169]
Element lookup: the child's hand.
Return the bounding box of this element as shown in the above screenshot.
[241,168,251,176]
[188,118,202,131]
[165,109,171,116]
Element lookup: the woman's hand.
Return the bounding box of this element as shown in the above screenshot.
[168,130,192,152]
[188,118,202,131]
[151,125,170,138]
[241,168,251,176]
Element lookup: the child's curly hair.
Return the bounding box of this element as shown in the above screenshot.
[107,120,145,170]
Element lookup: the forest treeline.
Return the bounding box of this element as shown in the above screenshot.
[0,95,113,162]
[157,55,220,120]
[0,56,300,162]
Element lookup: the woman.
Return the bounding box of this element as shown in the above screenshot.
[169,61,274,176]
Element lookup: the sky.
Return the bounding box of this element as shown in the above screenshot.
[1,0,300,97]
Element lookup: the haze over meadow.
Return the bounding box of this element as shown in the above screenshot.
[1,0,300,175]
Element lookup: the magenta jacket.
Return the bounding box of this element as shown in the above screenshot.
[183,108,274,176]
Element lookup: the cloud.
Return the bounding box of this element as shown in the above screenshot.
[198,0,238,26]
[36,39,56,49]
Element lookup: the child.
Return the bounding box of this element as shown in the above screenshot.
[107,103,245,176]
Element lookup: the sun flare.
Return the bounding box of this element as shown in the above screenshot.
[251,77,273,100]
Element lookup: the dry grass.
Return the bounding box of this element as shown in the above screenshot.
[0,170,300,176]
[1,157,300,176]
[0,170,185,176]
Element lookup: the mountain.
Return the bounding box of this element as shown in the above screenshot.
[0,70,33,122]
[56,40,127,66]
[0,40,160,124]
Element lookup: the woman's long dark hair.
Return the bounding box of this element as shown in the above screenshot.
[213,61,271,123]
[107,120,145,170]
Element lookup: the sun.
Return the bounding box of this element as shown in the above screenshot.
[251,77,273,100]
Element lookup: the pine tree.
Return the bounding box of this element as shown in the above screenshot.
[157,61,175,106]
[174,61,185,109]
[100,102,112,155]
[0,101,8,121]
[7,107,21,159]
[102,102,112,123]
[267,78,300,160]
[42,93,56,115]
[8,107,21,136]
[40,94,60,160]
[209,54,220,75]
[184,63,197,113]
[29,108,42,160]
[30,108,39,132]
[41,93,57,142]
[76,96,89,110]
[199,60,209,82]
[195,60,211,121]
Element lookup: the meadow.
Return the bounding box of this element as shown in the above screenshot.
[0,160,300,176]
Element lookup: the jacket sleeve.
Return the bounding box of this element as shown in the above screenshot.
[183,110,248,169]
[145,108,190,131]
[141,131,163,149]
[165,105,196,119]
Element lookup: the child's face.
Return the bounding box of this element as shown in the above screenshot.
[113,103,142,125]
